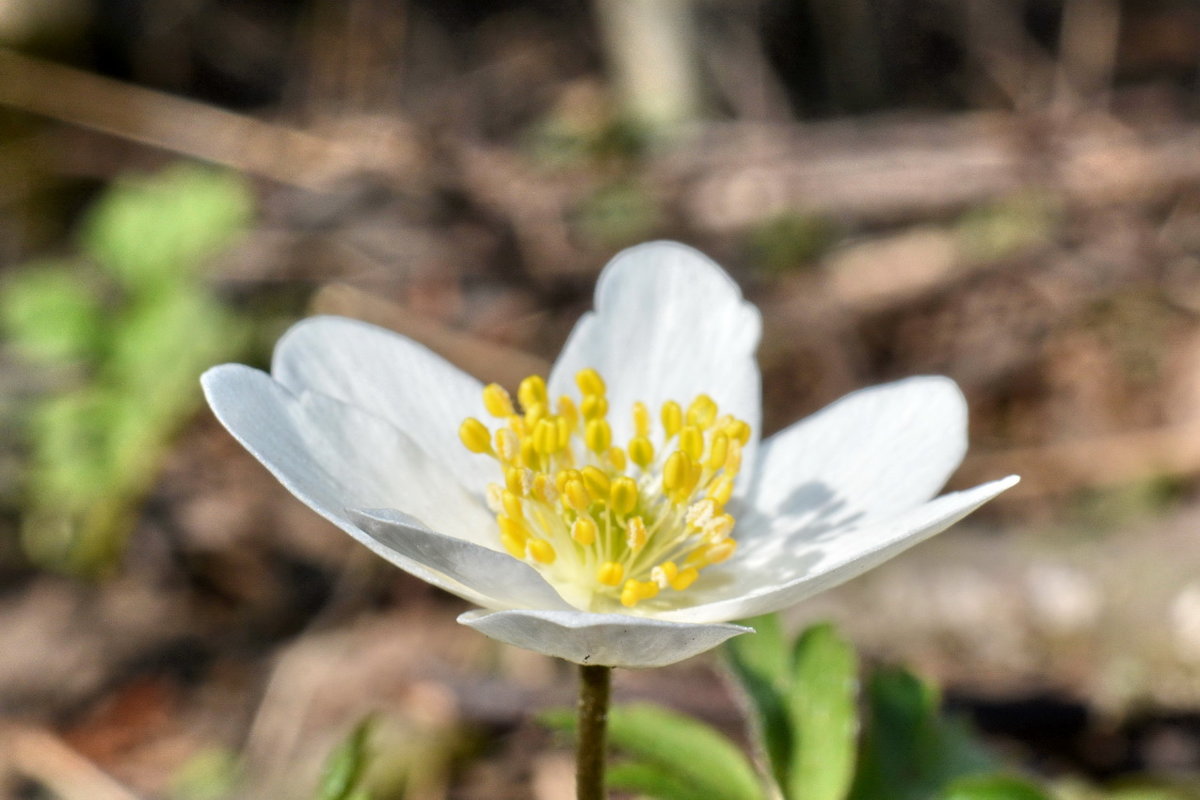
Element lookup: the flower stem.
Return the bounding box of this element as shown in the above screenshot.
[576,664,612,800]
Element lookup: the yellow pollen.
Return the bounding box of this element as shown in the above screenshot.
[626,515,647,549]
[483,383,515,417]
[459,368,750,610]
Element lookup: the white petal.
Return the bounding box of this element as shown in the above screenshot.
[458,608,752,668]
[739,377,969,560]
[347,508,572,610]
[547,242,762,479]
[201,365,514,609]
[270,316,495,493]
[658,476,1019,623]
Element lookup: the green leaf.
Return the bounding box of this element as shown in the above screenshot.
[317,717,376,800]
[939,775,1053,800]
[606,704,764,800]
[0,261,105,364]
[81,164,252,291]
[725,614,793,789]
[849,669,997,800]
[787,623,859,800]
[542,704,764,800]
[607,762,715,800]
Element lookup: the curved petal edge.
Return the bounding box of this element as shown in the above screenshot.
[458,608,753,668]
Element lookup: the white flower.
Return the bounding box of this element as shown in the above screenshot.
[201,242,1017,668]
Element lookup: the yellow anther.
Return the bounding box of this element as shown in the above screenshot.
[518,374,547,411]
[705,539,737,564]
[558,395,579,431]
[585,418,612,453]
[459,418,493,454]
[707,475,734,506]
[628,436,654,468]
[625,515,647,549]
[564,479,591,512]
[494,428,520,462]
[556,416,571,450]
[685,499,717,530]
[597,562,624,586]
[555,468,580,494]
[620,580,640,607]
[607,446,627,471]
[663,451,692,493]
[610,477,639,516]
[637,580,660,599]
[724,419,751,445]
[686,394,718,428]
[669,566,699,592]
[581,466,611,500]
[581,394,608,421]
[706,433,729,471]
[725,439,743,474]
[576,368,607,397]
[651,561,678,587]
[502,490,524,520]
[527,538,557,564]
[482,383,515,417]
[572,516,598,546]
[519,439,539,469]
[524,401,548,427]
[534,418,559,454]
[498,514,528,542]
[661,400,682,438]
[501,532,526,558]
[679,425,704,461]
[707,513,735,540]
[633,401,650,437]
[684,547,709,568]
[485,483,505,513]
[532,472,557,504]
[504,466,525,495]
[506,414,526,437]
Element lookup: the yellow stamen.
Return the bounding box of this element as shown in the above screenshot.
[628,436,654,468]
[661,400,682,438]
[459,418,493,454]
[597,561,624,586]
[459,369,751,611]
[527,538,556,564]
[610,477,638,516]
[483,383,515,417]
[572,516,598,546]
[518,375,547,410]
[576,367,607,397]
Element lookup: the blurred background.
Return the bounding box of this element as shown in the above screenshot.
[4,0,1200,797]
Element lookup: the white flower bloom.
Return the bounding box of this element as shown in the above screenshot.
[201,242,1018,668]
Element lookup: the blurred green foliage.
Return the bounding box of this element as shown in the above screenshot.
[317,716,376,800]
[0,164,254,575]
[748,212,841,273]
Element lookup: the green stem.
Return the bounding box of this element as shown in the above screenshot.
[577,664,612,800]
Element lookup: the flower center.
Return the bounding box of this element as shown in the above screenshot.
[458,369,748,612]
